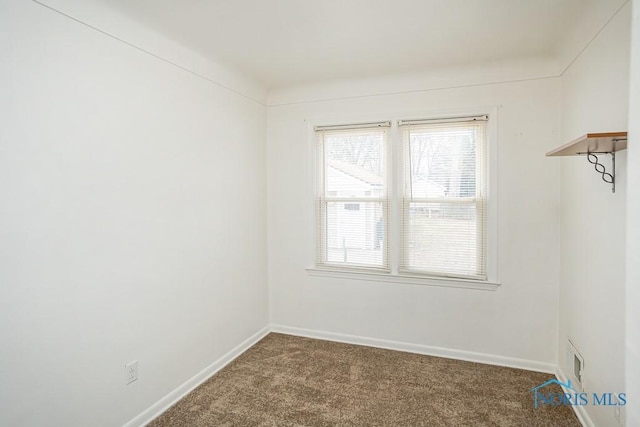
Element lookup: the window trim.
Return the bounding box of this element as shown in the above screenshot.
[305,267,500,291]
[306,108,499,290]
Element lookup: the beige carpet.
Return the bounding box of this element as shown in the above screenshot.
[149,333,580,426]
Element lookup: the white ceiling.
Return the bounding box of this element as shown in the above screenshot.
[96,0,612,89]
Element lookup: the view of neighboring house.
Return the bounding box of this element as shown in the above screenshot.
[326,159,383,264]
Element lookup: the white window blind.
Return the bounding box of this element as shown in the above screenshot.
[399,116,488,280]
[316,124,389,270]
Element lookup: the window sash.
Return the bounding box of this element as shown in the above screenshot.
[317,199,389,270]
[316,127,389,271]
[399,119,488,279]
[400,199,487,280]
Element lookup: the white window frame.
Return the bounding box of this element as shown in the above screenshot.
[399,115,489,280]
[315,123,391,272]
[306,108,499,291]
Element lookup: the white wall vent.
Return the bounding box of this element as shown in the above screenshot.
[567,339,585,391]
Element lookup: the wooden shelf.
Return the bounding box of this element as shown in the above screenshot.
[546,132,627,157]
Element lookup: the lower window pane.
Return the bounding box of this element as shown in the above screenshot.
[326,202,385,267]
[404,202,483,277]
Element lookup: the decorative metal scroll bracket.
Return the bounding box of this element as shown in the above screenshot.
[577,151,616,193]
[547,133,627,193]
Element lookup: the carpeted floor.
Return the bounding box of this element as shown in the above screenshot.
[149,333,580,426]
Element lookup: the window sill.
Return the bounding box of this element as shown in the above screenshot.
[305,267,500,291]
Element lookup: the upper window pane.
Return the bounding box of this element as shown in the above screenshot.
[408,126,481,199]
[324,131,385,198]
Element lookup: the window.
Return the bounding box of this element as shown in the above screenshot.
[314,115,492,284]
[315,122,390,270]
[400,117,487,280]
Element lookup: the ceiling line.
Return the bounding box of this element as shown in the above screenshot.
[559,0,631,77]
[30,0,621,108]
[30,0,267,107]
[267,75,560,108]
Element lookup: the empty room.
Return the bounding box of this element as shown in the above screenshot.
[1,0,639,426]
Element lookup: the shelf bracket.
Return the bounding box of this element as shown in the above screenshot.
[585,151,615,193]
[575,137,625,193]
[547,133,627,193]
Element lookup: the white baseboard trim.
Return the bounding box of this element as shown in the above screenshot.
[123,325,271,427]
[555,367,595,427]
[125,324,566,427]
[270,324,557,374]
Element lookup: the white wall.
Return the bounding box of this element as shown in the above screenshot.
[626,1,640,425]
[0,1,268,426]
[558,3,631,426]
[267,74,561,366]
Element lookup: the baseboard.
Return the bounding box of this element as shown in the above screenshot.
[270,324,557,374]
[123,325,270,427]
[124,323,564,427]
[555,367,595,427]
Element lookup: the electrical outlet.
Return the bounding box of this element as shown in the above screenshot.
[125,360,138,385]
